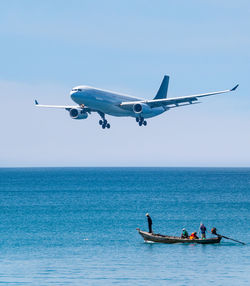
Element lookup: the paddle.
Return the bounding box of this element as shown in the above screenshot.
[211,228,246,245]
[219,234,246,245]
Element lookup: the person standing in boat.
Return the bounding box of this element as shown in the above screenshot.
[146,213,153,233]
[200,223,207,239]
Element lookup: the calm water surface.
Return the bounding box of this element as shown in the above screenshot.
[0,168,249,285]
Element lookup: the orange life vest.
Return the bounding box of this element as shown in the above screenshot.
[190,232,198,240]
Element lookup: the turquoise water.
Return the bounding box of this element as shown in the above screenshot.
[0,168,249,285]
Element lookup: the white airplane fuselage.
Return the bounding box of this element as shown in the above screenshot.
[35,75,238,129]
[70,86,166,119]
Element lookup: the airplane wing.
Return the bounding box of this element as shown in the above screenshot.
[120,84,239,108]
[34,100,80,110]
[34,100,94,113]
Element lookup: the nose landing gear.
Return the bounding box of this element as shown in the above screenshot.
[136,117,147,127]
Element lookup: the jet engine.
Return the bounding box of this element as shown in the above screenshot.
[69,108,88,120]
[133,103,151,114]
[133,103,143,114]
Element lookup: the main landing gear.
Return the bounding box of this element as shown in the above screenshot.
[99,119,110,129]
[136,117,147,127]
[98,112,110,129]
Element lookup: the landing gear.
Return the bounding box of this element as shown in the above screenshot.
[136,117,147,127]
[100,120,110,129]
[98,112,111,129]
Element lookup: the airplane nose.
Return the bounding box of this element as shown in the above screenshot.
[70,90,78,100]
[70,88,83,101]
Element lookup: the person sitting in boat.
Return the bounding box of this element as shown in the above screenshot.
[189,232,199,240]
[200,223,207,239]
[146,213,153,233]
[181,228,189,238]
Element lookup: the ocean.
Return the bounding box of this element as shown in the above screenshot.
[0,167,249,285]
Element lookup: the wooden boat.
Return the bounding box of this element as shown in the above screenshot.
[136,228,222,244]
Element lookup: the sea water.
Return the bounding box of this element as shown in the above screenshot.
[0,168,249,285]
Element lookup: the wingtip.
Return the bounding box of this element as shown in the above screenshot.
[35,99,38,105]
[231,84,239,91]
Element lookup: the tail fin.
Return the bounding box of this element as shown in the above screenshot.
[154,75,169,100]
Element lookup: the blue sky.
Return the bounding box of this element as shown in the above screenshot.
[0,0,249,166]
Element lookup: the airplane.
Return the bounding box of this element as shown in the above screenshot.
[35,75,238,129]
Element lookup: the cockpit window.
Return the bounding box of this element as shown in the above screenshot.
[72,88,82,92]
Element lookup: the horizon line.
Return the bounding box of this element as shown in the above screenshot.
[0,166,250,169]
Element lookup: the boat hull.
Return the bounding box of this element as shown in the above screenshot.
[137,229,222,244]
